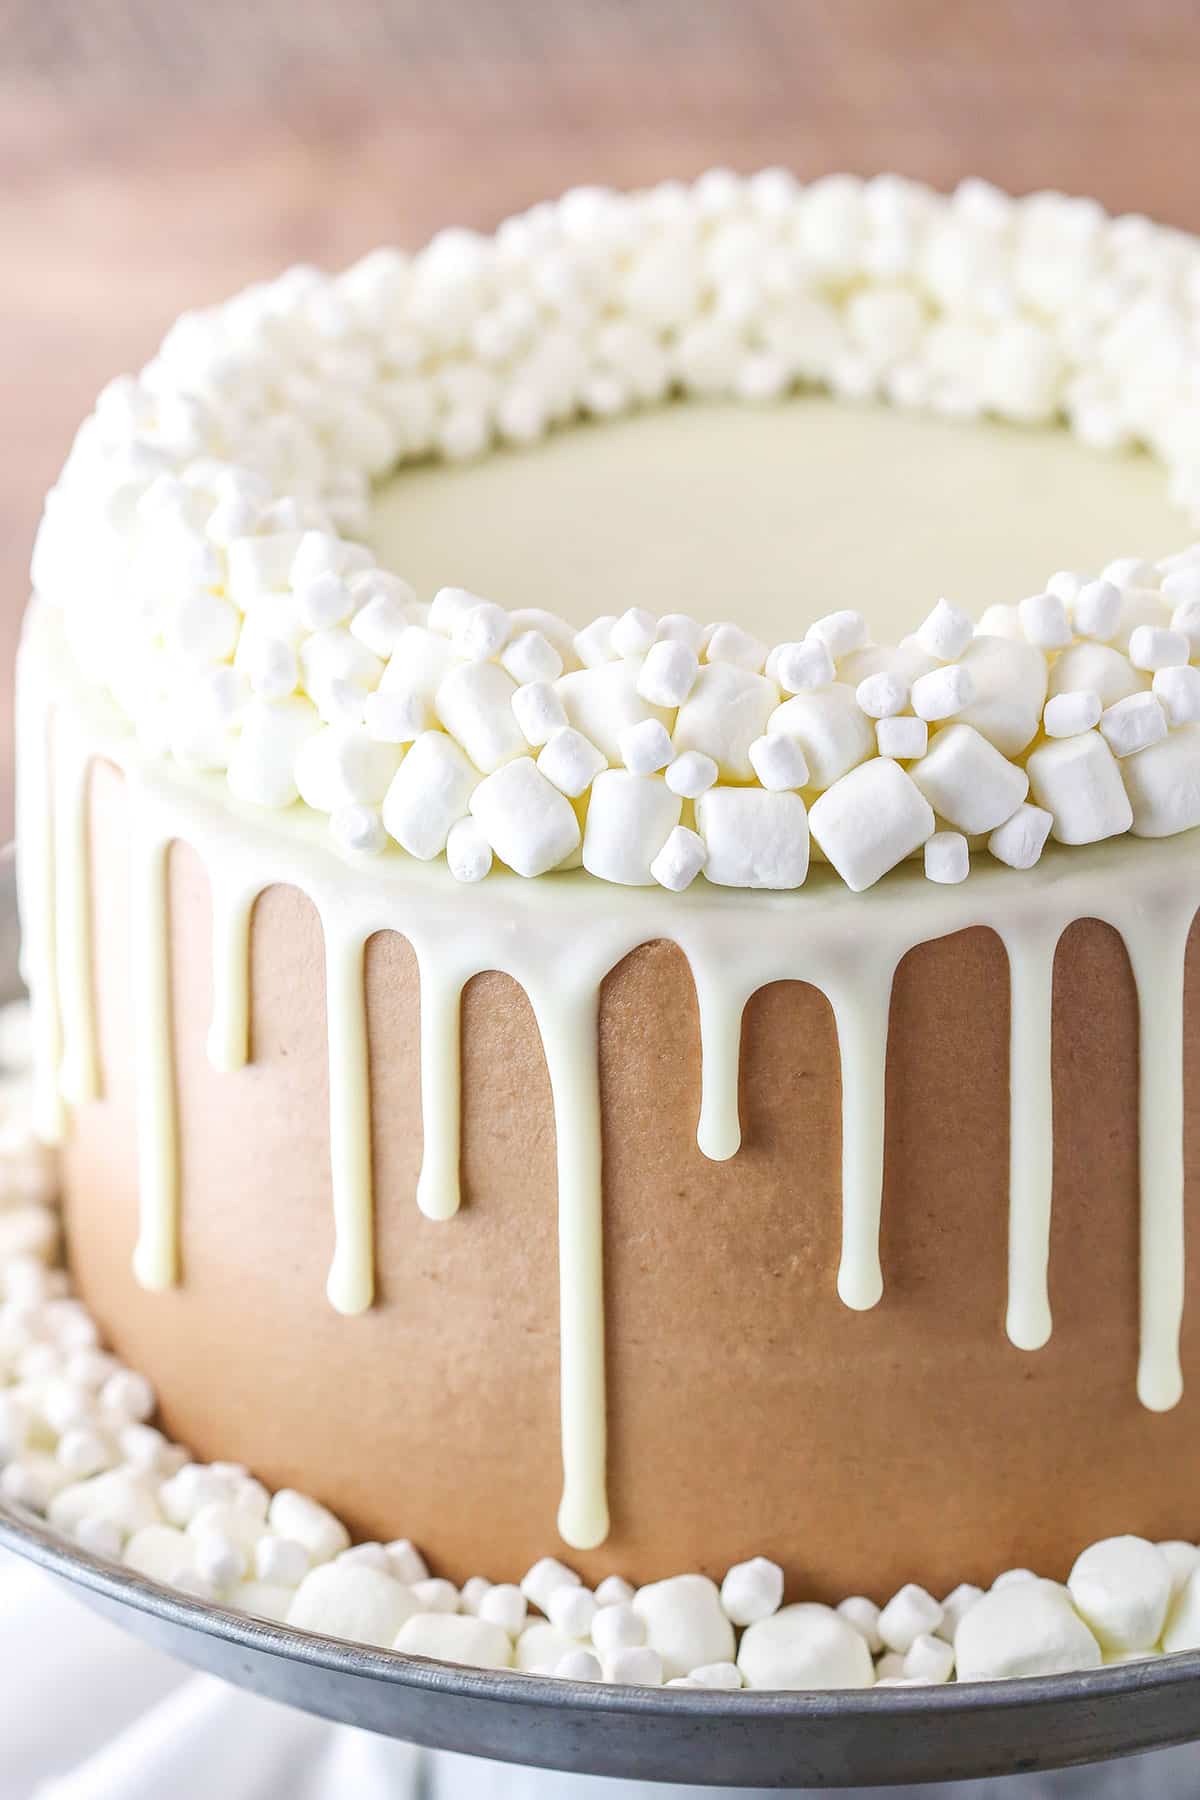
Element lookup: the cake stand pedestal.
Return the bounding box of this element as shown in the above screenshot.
[4,1502,1200,1791]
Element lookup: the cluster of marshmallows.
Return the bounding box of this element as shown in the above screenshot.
[30,171,1200,893]
[3,1001,1200,1691]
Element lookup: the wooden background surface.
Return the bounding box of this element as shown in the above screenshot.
[3,0,1200,830]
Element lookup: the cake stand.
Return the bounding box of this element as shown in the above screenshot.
[4,1501,1200,1790]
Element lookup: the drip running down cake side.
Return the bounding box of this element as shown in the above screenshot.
[17,172,1200,1611]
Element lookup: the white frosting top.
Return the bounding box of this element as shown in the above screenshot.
[29,170,1200,892]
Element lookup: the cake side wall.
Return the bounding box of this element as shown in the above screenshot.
[60,758,1200,1597]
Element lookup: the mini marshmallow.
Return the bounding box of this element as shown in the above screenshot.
[924,831,969,885]
[688,1661,743,1689]
[521,1557,582,1614]
[656,613,706,654]
[911,724,1028,835]
[227,697,321,809]
[637,639,699,707]
[1122,726,1200,837]
[595,1575,636,1608]
[807,610,868,660]
[1099,691,1167,758]
[557,660,674,766]
[1128,626,1189,673]
[910,663,976,722]
[385,1540,429,1586]
[295,726,401,814]
[809,758,935,892]
[696,787,810,890]
[1113,588,1173,654]
[737,1604,874,1690]
[650,826,707,892]
[1073,579,1121,642]
[673,663,779,782]
[192,1526,245,1589]
[350,593,414,662]
[411,1577,460,1615]
[296,572,354,632]
[582,771,681,886]
[548,1584,598,1639]
[955,1580,1101,1680]
[478,1583,527,1637]
[452,601,510,662]
[553,1648,603,1682]
[748,733,810,791]
[381,732,478,860]
[1156,1542,1200,1602]
[1043,691,1101,738]
[445,816,494,883]
[633,1574,736,1680]
[501,630,563,688]
[394,1612,513,1670]
[875,716,928,760]
[331,804,387,857]
[123,1523,192,1582]
[75,1516,123,1561]
[267,1488,351,1564]
[288,1562,417,1648]
[436,661,524,773]
[458,1576,493,1616]
[1103,556,1159,591]
[707,622,768,672]
[1047,642,1146,709]
[515,1622,580,1672]
[427,586,482,636]
[772,639,835,694]
[591,1602,646,1655]
[1153,664,1200,726]
[49,1469,162,1540]
[937,1583,985,1644]
[665,749,718,798]
[1170,598,1200,657]
[878,1585,944,1655]
[836,1596,883,1654]
[610,607,658,657]
[1163,1567,1200,1653]
[767,684,874,790]
[256,1536,310,1587]
[1026,731,1133,844]
[469,757,581,877]
[915,599,973,663]
[720,1556,784,1626]
[1067,1536,1171,1653]
[903,1633,955,1684]
[956,635,1048,756]
[573,616,618,668]
[364,691,424,744]
[1018,590,1072,649]
[607,1646,665,1687]
[377,624,459,729]
[855,672,907,719]
[988,803,1052,871]
[537,727,607,798]
[620,717,675,775]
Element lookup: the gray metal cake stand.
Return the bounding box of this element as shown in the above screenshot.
[4,1501,1200,1790]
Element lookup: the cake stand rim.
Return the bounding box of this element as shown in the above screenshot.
[7,1498,1200,1790]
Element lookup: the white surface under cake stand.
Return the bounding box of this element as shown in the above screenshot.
[5,1556,1200,1800]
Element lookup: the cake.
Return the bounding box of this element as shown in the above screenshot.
[13,170,1200,1682]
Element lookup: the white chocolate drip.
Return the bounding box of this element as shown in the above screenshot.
[1002,925,1058,1354]
[18,602,1199,1552]
[128,794,178,1293]
[53,717,99,1108]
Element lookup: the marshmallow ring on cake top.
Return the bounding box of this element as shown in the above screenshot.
[29,171,1200,894]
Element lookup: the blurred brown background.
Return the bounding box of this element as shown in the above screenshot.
[3,0,1200,831]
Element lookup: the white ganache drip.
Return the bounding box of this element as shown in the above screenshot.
[17,598,1199,1550]
[26,172,1200,897]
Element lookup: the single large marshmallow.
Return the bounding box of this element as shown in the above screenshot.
[1046,642,1147,710]
[695,787,810,890]
[954,1580,1101,1680]
[673,663,779,782]
[287,1562,417,1648]
[1122,726,1200,837]
[633,1574,736,1680]
[394,1611,513,1670]
[737,1604,874,1690]
[377,625,459,733]
[435,660,525,773]
[582,771,680,886]
[469,757,581,876]
[267,1489,351,1564]
[294,726,401,814]
[1067,1536,1172,1652]
[227,696,321,810]
[1025,732,1133,844]
[556,659,673,766]
[956,635,1048,756]
[381,732,478,860]
[1163,1565,1200,1653]
[910,723,1028,835]
[767,684,874,791]
[808,758,935,892]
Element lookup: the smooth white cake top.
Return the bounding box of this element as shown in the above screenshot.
[28,170,1200,891]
